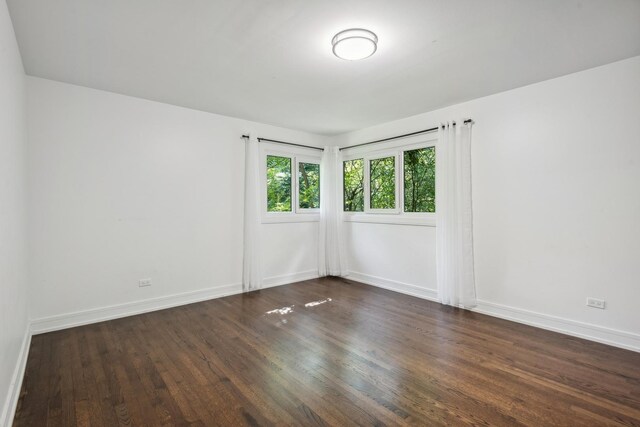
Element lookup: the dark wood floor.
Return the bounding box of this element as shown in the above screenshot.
[14,277,640,426]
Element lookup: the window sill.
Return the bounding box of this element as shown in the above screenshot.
[343,213,436,227]
[262,214,320,224]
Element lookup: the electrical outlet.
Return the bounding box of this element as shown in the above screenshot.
[139,278,152,287]
[586,297,605,309]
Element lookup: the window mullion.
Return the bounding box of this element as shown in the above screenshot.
[364,155,371,213]
[395,152,401,214]
[293,156,298,213]
[400,150,405,213]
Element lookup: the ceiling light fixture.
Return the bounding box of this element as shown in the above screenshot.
[332,28,378,61]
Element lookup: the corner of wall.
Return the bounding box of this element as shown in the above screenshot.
[0,325,31,427]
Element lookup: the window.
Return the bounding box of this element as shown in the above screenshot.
[266,155,292,212]
[298,162,320,209]
[369,156,396,210]
[342,134,436,225]
[343,158,364,211]
[262,148,321,222]
[403,147,435,213]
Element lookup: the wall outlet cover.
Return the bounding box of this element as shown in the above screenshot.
[586,297,605,309]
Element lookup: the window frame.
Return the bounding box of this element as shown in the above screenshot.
[295,156,321,214]
[260,144,321,224]
[265,153,294,214]
[342,157,365,213]
[342,133,437,227]
[365,150,400,214]
[400,142,437,216]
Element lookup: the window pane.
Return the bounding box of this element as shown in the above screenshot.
[343,159,364,212]
[370,156,396,209]
[403,147,435,213]
[298,162,320,209]
[266,155,291,212]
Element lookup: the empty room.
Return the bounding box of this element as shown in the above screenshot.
[1,0,640,426]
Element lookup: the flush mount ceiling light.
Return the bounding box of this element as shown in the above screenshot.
[332,28,378,61]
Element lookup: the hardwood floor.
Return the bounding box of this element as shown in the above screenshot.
[14,277,640,426]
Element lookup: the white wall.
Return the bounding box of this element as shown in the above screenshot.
[0,1,28,425]
[18,39,640,356]
[27,76,328,329]
[335,56,640,350]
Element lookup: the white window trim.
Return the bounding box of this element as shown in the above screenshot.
[260,143,321,224]
[342,133,437,227]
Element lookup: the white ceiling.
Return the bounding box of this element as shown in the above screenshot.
[7,0,640,135]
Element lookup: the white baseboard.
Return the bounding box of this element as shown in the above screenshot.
[30,270,321,335]
[474,300,640,353]
[346,271,439,301]
[30,283,243,334]
[0,324,31,427]
[263,270,319,289]
[347,272,640,353]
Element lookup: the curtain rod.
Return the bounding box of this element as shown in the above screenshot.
[339,119,473,151]
[241,135,324,151]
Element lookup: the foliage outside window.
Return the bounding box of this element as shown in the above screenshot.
[342,138,437,225]
[404,147,435,213]
[298,162,320,209]
[369,156,396,210]
[266,155,292,212]
[343,159,364,212]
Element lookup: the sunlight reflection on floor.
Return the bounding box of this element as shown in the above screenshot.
[305,298,332,308]
[265,305,294,315]
[264,298,333,319]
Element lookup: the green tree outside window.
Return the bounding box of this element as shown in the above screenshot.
[266,155,291,212]
[298,162,320,209]
[370,156,395,209]
[343,159,364,211]
[404,147,435,213]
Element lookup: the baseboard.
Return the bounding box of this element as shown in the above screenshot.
[474,300,640,353]
[30,271,321,335]
[0,324,31,427]
[30,283,243,334]
[263,270,319,289]
[346,271,439,302]
[347,272,640,353]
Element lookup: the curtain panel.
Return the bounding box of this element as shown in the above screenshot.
[242,135,262,291]
[319,146,347,276]
[436,121,476,308]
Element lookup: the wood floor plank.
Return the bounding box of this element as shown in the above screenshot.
[14,277,640,426]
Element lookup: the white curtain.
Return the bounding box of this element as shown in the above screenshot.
[242,135,262,291]
[436,121,476,308]
[318,146,347,276]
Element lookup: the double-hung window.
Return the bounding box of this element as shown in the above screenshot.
[342,134,436,226]
[262,145,321,222]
